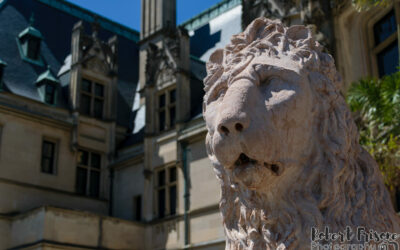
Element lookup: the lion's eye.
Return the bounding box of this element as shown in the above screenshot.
[261,76,278,85]
[216,88,226,99]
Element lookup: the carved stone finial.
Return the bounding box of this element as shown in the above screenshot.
[91,16,100,39]
[29,12,35,26]
[203,18,400,249]
[145,43,160,86]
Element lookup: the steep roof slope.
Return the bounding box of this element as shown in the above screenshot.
[184,0,242,61]
[183,0,243,119]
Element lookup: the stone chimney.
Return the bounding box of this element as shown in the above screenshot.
[141,0,176,39]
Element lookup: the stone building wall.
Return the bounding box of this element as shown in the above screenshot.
[0,0,397,249]
[0,206,145,249]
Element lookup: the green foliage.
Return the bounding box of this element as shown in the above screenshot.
[352,0,391,11]
[347,71,400,189]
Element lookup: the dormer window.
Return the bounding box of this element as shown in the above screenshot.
[45,84,56,104]
[16,14,44,65]
[36,66,59,105]
[24,35,41,60]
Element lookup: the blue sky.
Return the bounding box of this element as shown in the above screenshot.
[66,0,222,31]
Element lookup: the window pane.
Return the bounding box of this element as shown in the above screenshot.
[94,99,103,119]
[80,94,91,115]
[45,84,55,104]
[27,39,40,60]
[45,84,54,95]
[91,153,101,169]
[134,195,142,221]
[158,170,165,187]
[169,89,176,103]
[89,170,100,198]
[169,106,176,127]
[374,10,397,45]
[78,150,89,166]
[159,94,165,108]
[41,158,52,174]
[21,40,28,57]
[158,188,165,218]
[95,83,104,97]
[169,185,177,215]
[42,141,55,158]
[41,141,54,174]
[169,167,176,182]
[159,110,165,131]
[377,40,399,77]
[76,167,87,195]
[81,79,91,92]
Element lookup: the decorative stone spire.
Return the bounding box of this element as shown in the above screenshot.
[29,12,35,26]
[91,16,100,39]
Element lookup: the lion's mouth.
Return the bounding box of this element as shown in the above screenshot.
[234,153,281,176]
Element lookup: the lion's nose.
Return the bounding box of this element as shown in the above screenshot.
[217,112,249,136]
[216,79,253,137]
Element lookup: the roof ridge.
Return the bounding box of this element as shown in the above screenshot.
[36,0,140,42]
[190,55,205,64]
[182,0,241,31]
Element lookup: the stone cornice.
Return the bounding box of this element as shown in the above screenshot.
[0,93,72,130]
[0,177,108,203]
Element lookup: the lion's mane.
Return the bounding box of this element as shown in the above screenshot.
[204,18,400,249]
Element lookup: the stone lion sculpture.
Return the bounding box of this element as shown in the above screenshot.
[203,18,400,249]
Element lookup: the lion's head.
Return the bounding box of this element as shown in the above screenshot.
[203,18,400,249]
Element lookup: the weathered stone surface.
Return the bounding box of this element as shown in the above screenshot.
[203,18,400,249]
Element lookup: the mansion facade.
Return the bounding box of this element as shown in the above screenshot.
[0,0,398,249]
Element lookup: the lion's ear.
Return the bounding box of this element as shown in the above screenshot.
[206,48,224,76]
[204,49,224,89]
[208,49,223,66]
[286,25,312,42]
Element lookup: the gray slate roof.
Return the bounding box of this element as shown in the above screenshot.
[0,0,140,128]
[0,0,243,148]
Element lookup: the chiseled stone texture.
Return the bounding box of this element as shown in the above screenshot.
[203,18,400,249]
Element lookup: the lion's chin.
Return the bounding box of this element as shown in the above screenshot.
[233,163,265,189]
[231,153,283,190]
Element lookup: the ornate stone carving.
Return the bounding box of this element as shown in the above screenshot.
[242,0,284,29]
[242,0,335,52]
[145,43,163,86]
[79,22,118,76]
[144,27,188,86]
[203,18,400,249]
